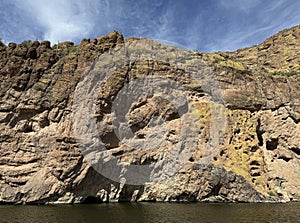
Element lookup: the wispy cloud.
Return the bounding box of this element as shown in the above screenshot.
[219,0,261,11]
[0,0,299,52]
[204,0,300,52]
[12,0,109,43]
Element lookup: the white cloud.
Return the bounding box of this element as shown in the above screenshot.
[202,0,300,52]
[1,0,299,52]
[10,0,118,44]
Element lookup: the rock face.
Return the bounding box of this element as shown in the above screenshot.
[0,26,299,204]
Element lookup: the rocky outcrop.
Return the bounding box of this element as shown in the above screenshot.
[0,26,299,204]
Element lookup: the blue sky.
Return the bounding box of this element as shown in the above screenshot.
[0,0,299,52]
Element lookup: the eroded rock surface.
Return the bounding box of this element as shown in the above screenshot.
[0,26,299,204]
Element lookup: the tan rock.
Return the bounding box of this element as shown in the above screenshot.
[0,27,299,204]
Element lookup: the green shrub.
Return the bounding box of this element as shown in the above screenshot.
[21,40,32,49]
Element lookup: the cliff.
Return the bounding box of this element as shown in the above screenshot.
[0,25,299,204]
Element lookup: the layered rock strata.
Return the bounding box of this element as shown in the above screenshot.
[0,26,299,203]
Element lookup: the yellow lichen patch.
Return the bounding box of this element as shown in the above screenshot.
[189,101,226,130]
[213,109,269,196]
[203,53,246,71]
[185,82,202,90]
[39,78,49,84]
[203,53,225,64]
[189,101,211,129]
[130,60,152,78]
[217,60,246,71]
[221,144,250,178]
[188,100,227,166]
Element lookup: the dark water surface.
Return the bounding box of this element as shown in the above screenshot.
[0,202,299,223]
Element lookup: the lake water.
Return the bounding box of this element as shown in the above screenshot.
[0,202,299,223]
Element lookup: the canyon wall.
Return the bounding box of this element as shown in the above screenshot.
[0,26,299,203]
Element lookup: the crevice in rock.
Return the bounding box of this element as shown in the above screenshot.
[56,137,77,144]
[189,157,195,162]
[118,185,144,202]
[0,134,12,142]
[220,150,225,156]
[250,171,261,177]
[288,115,300,124]
[266,138,279,150]
[250,160,260,166]
[202,183,222,199]
[250,145,259,152]
[256,118,264,146]
[23,122,33,133]
[136,132,146,139]
[112,150,125,157]
[138,155,157,165]
[100,131,120,150]
[162,109,180,122]
[290,147,300,156]
[82,196,102,204]
[270,103,286,112]
[176,192,197,202]
[9,109,40,128]
[278,156,292,162]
